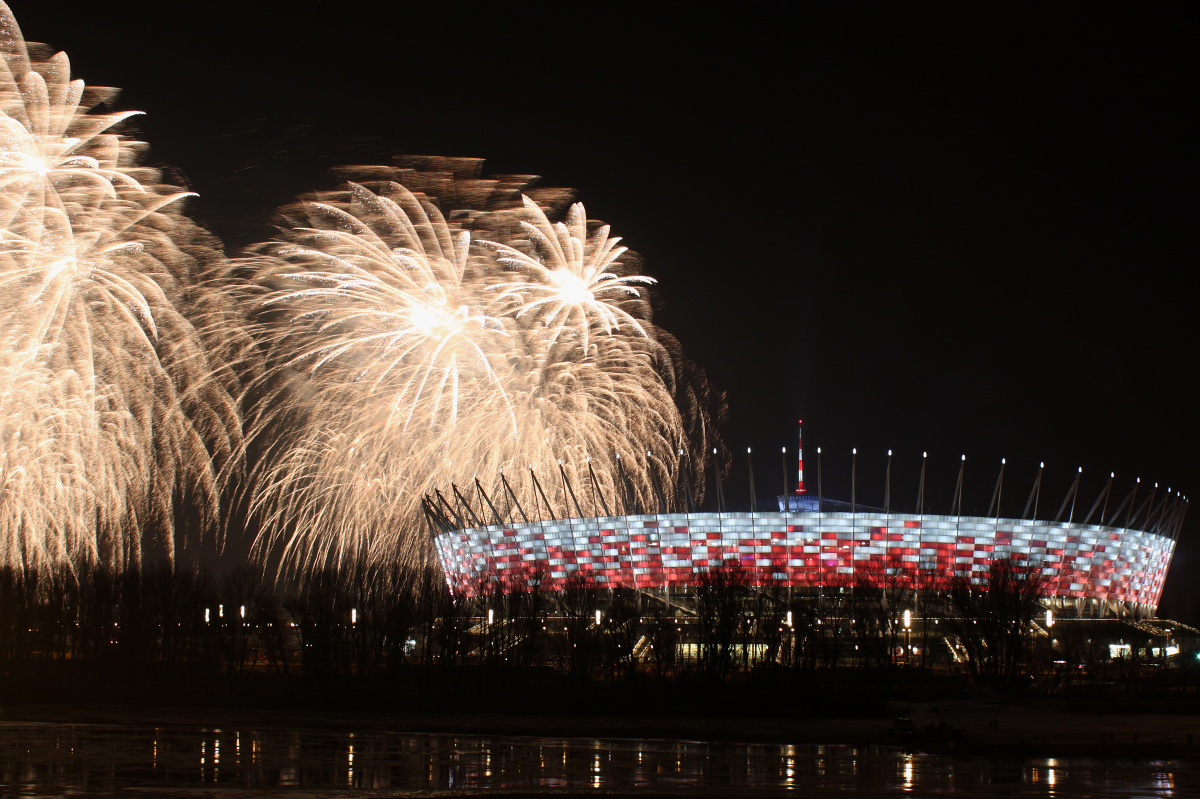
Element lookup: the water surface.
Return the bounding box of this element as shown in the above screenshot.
[1,720,1193,797]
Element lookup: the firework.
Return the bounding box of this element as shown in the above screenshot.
[486,196,655,355]
[0,3,717,579]
[0,3,244,571]
[242,169,715,577]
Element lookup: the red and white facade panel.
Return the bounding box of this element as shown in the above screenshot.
[435,511,1174,608]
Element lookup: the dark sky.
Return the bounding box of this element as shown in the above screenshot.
[9,2,1196,610]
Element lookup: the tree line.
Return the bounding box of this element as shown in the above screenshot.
[0,558,1186,694]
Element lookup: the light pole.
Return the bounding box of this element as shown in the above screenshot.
[904,609,912,666]
[1045,608,1055,672]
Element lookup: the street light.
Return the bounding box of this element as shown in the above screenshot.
[903,609,913,665]
[1045,609,1055,666]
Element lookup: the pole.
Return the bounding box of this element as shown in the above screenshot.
[988,458,1006,521]
[1100,472,1113,524]
[817,447,823,512]
[1022,462,1044,521]
[917,452,926,515]
[1125,478,1141,528]
[712,447,726,512]
[680,448,696,514]
[796,419,806,494]
[747,447,757,512]
[817,447,824,605]
[884,449,892,514]
[782,446,792,604]
[951,455,965,517]
[851,448,857,514]
[918,452,928,669]
[851,448,857,619]
[781,446,790,512]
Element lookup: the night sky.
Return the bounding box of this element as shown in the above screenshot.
[8,3,1195,612]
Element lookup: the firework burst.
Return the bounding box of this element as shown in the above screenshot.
[487,196,655,354]
[242,169,714,577]
[0,3,244,571]
[0,3,717,580]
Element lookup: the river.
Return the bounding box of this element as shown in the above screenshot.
[1,720,1193,797]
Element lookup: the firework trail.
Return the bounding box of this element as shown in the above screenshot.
[0,3,245,571]
[241,162,718,577]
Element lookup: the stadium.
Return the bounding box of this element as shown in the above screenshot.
[429,432,1185,622]
[434,506,1177,616]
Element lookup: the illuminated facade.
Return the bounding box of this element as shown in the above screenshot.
[435,511,1175,614]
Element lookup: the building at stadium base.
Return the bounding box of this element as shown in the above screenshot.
[435,508,1178,619]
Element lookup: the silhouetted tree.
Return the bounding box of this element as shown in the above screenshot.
[603,590,643,679]
[945,557,1048,688]
[853,556,915,670]
[557,570,602,677]
[694,560,748,680]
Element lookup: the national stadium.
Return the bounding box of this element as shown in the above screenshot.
[428,426,1185,621]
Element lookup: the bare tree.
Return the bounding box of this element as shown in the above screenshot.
[694,560,748,680]
[853,556,916,670]
[646,597,680,677]
[945,557,1048,688]
[603,589,643,679]
[748,575,788,669]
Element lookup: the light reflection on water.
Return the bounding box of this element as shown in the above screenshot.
[0,721,1194,797]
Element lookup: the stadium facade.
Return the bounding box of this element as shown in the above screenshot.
[434,508,1176,616]
[429,426,1185,618]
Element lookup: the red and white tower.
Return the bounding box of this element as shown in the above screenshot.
[796,419,806,494]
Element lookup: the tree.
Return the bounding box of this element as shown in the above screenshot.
[694,560,748,680]
[852,556,915,670]
[945,557,1048,688]
[557,570,602,677]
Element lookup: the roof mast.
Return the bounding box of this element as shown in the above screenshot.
[796,419,806,494]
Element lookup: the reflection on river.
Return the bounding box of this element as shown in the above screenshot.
[0,721,1193,796]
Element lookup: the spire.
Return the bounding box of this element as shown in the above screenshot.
[796,419,806,493]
